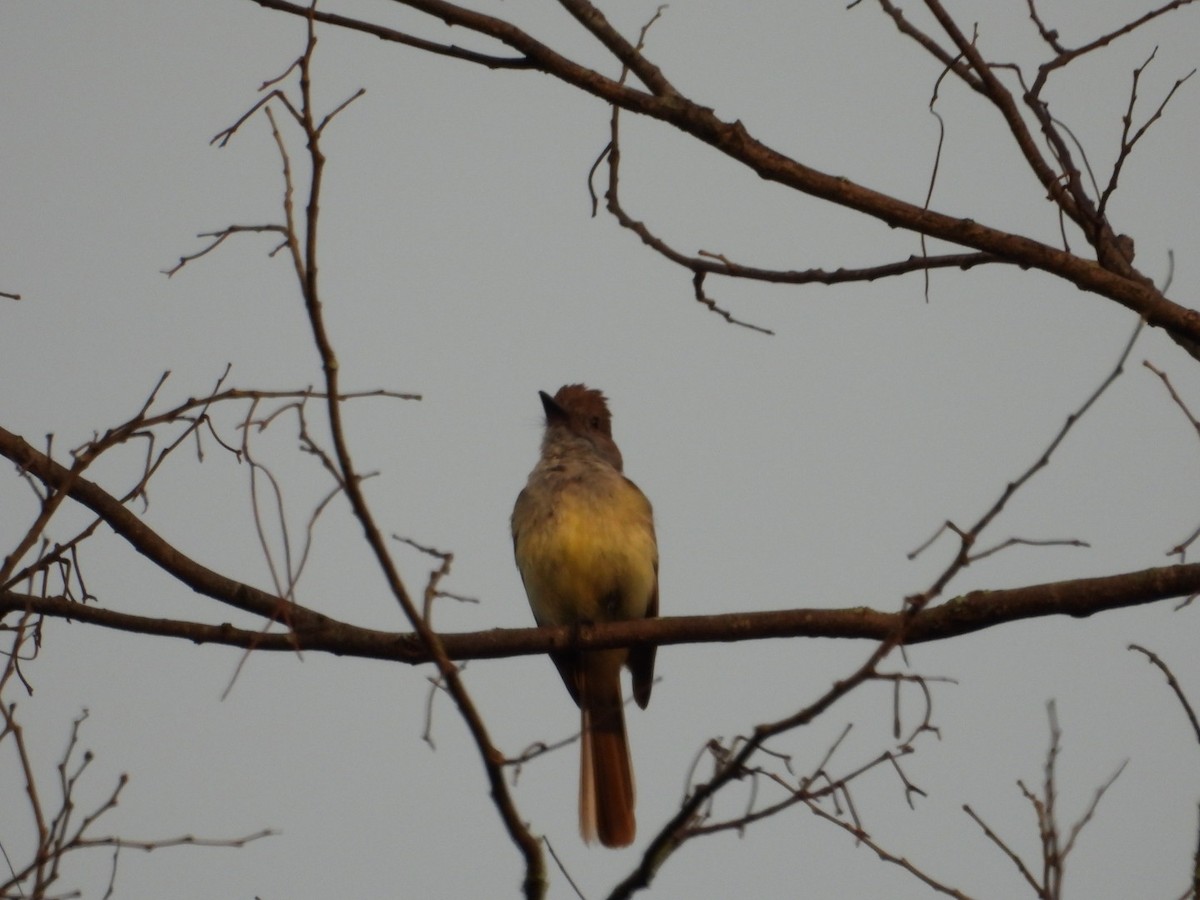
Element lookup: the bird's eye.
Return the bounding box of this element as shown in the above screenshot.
[590,416,602,430]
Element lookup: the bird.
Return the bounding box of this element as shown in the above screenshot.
[511,384,658,848]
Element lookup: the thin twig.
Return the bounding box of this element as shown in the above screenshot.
[908,317,1143,607]
[1129,645,1200,745]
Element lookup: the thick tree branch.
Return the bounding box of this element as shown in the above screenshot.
[4,562,1194,664]
[0,423,337,630]
[246,0,1200,347]
[1,412,1193,662]
[555,0,678,97]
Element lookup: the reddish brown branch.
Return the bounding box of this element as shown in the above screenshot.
[805,800,971,898]
[967,702,1126,898]
[0,424,334,629]
[249,0,534,70]
[244,15,544,891]
[0,364,1195,656]
[556,0,677,97]
[5,559,1194,667]
[1029,0,1198,92]
[1098,51,1196,220]
[921,1,1099,240]
[1129,644,1200,746]
[599,130,1005,290]
[244,0,1200,348]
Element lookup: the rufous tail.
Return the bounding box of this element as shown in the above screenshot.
[579,661,635,848]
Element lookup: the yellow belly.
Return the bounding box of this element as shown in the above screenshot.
[515,481,657,627]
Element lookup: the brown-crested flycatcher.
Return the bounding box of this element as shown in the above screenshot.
[511,384,658,848]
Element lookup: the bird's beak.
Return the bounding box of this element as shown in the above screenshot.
[539,390,567,423]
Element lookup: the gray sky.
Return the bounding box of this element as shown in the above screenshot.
[4,2,1200,897]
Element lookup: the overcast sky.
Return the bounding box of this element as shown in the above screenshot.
[4,2,1200,897]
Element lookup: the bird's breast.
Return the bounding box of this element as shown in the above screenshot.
[514,477,656,627]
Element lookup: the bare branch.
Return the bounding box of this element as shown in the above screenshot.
[871,1,981,91]
[1098,51,1197,219]
[543,837,587,900]
[77,828,276,852]
[964,802,1043,895]
[1,621,271,898]
[243,0,1200,347]
[392,534,460,622]
[1025,0,1066,54]
[1129,645,1200,746]
[965,702,1125,899]
[968,536,1090,563]
[162,224,288,276]
[216,13,546,891]
[250,0,536,70]
[1145,360,1200,565]
[806,801,971,899]
[555,0,677,97]
[1060,759,1127,860]
[1030,0,1199,92]
[909,317,1143,603]
[691,272,773,334]
[5,557,1200,663]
